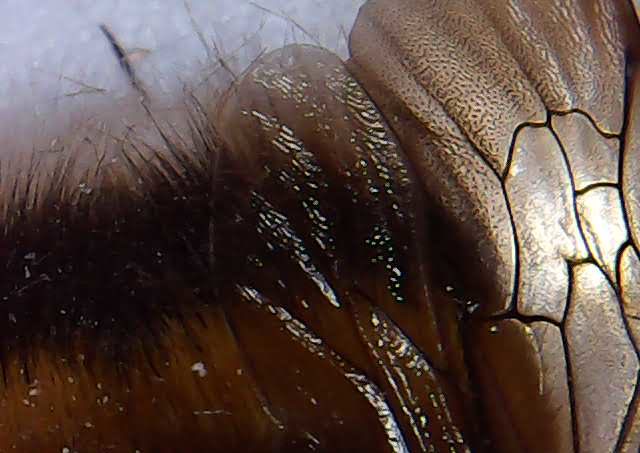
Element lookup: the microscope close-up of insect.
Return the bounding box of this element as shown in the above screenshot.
[1,0,639,451]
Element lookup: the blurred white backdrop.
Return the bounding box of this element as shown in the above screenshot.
[0,0,365,154]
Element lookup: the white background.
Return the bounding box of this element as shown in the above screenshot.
[0,0,365,153]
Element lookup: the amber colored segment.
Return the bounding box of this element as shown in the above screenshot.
[468,319,574,453]
[232,247,381,383]
[0,294,421,452]
[348,292,471,452]
[227,283,474,453]
[0,305,285,452]
[505,126,589,322]
[227,288,405,453]
[551,112,619,190]
[566,264,639,453]
[227,259,473,452]
[213,43,480,451]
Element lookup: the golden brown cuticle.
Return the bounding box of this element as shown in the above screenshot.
[1,0,639,451]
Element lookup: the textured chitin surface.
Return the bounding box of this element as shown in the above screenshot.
[344,0,640,452]
[2,0,640,452]
[216,45,473,452]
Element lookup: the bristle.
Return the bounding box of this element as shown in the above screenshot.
[0,93,215,367]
